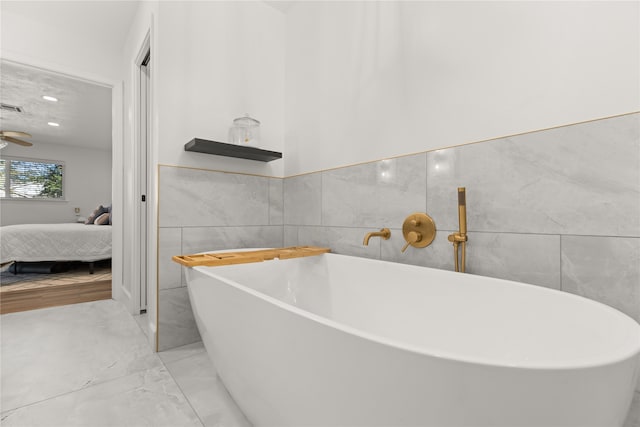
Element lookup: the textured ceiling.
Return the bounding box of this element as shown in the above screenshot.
[0,60,112,151]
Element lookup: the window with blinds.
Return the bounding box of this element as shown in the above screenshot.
[0,156,65,199]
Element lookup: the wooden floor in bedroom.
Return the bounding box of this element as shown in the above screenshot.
[0,265,111,314]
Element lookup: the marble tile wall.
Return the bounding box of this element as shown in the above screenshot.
[285,113,640,329]
[158,166,283,351]
[158,113,639,357]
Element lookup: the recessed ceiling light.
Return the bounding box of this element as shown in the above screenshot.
[48,122,60,127]
[42,95,58,102]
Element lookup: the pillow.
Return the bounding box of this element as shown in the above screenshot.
[107,204,112,225]
[85,205,108,224]
[94,212,110,225]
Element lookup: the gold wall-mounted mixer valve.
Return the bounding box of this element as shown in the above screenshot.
[401,213,436,252]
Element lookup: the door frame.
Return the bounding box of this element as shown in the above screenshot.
[135,38,151,313]
[131,33,151,316]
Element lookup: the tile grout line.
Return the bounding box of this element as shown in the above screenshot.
[559,235,564,292]
[277,226,640,239]
[157,353,206,427]
[267,177,272,226]
[180,227,185,287]
[0,362,164,417]
[160,217,640,240]
[320,172,324,227]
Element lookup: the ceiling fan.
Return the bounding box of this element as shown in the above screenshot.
[0,131,33,148]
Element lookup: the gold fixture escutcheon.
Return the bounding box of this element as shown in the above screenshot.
[401,213,436,252]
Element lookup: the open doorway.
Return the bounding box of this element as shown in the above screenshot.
[0,60,113,313]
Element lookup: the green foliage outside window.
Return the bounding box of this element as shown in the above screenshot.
[1,158,64,199]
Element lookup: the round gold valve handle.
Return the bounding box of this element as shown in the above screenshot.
[401,213,436,252]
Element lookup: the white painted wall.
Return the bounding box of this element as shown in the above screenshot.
[156,1,285,176]
[0,143,112,226]
[284,1,640,176]
[0,1,131,82]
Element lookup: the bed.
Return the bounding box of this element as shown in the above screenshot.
[0,223,112,272]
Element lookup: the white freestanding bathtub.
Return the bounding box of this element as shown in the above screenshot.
[185,252,640,427]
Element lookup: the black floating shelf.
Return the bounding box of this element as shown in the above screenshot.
[184,138,282,162]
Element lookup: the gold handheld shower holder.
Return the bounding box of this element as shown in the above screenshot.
[448,187,468,273]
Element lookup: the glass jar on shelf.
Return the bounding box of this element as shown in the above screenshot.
[228,113,260,147]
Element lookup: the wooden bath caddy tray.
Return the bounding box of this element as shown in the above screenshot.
[172,246,331,268]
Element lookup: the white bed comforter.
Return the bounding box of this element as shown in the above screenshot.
[0,223,112,263]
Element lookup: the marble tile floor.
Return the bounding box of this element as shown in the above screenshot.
[0,299,250,427]
[1,299,638,426]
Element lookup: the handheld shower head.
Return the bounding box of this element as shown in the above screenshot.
[458,187,466,206]
[458,187,467,235]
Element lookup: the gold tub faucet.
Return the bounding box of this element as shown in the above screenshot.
[363,228,391,246]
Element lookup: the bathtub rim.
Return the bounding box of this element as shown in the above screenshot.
[188,251,640,372]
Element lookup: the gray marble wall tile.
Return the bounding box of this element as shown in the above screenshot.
[296,226,381,259]
[562,235,640,322]
[322,154,427,228]
[158,168,283,351]
[381,230,562,289]
[158,287,202,352]
[465,232,561,289]
[182,225,283,255]
[284,226,298,247]
[159,227,183,290]
[159,166,270,227]
[283,173,322,225]
[427,113,640,237]
[269,178,284,225]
